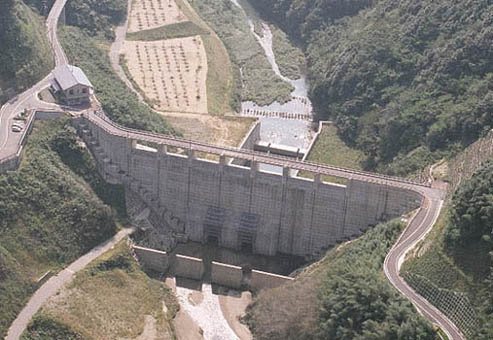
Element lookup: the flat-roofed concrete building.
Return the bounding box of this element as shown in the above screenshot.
[53,65,93,105]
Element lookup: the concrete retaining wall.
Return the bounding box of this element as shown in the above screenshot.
[133,245,169,272]
[211,261,243,288]
[35,110,64,120]
[174,254,204,280]
[250,269,293,290]
[231,120,260,166]
[0,110,64,174]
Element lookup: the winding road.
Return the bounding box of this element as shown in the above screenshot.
[0,0,466,339]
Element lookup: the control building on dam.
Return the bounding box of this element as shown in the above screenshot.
[75,113,424,258]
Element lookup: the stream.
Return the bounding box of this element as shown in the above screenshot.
[231,0,315,173]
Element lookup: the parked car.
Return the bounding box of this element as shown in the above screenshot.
[11,125,22,133]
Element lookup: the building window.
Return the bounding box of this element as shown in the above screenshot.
[69,89,74,95]
[82,88,87,94]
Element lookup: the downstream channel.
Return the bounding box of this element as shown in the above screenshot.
[231,0,315,173]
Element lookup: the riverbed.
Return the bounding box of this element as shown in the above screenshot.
[231,0,315,172]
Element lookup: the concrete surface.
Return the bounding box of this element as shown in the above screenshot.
[250,269,293,290]
[77,113,425,258]
[211,261,243,289]
[133,245,169,272]
[173,255,205,281]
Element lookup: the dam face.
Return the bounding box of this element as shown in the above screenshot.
[76,115,422,258]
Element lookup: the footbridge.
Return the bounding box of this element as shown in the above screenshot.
[76,111,428,258]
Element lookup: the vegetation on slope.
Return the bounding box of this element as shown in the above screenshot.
[0,0,54,103]
[58,0,176,135]
[63,0,127,39]
[403,158,493,338]
[445,160,493,267]
[188,0,294,106]
[270,25,305,80]
[25,0,126,39]
[305,124,365,170]
[249,0,493,175]
[23,242,178,339]
[0,118,122,338]
[23,314,86,340]
[246,219,437,340]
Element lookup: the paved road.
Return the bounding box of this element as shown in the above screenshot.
[0,75,58,162]
[109,0,143,101]
[5,228,134,340]
[46,0,68,67]
[384,189,466,340]
[0,0,68,164]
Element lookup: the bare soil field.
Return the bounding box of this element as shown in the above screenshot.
[123,36,208,113]
[128,0,187,33]
[163,113,255,149]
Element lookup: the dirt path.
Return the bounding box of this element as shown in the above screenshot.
[6,228,134,340]
[109,0,144,102]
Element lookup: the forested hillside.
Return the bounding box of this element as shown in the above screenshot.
[0,119,123,338]
[403,158,493,339]
[0,0,53,103]
[25,0,127,39]
[246,220,438,340]
[249,0,493,175]
[445,161,493,338]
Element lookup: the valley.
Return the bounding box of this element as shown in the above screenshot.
[0,0,491,340]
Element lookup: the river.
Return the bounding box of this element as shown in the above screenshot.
[230,0,315,173]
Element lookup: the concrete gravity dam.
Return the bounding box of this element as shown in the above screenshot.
[76,111,425,259]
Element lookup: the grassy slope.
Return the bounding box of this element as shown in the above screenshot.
[300,123,364,184]
[23,241,178,339]
[246,220,437,340]
[306,124,365,169]
[0,118,124,338]
[0,0,54,103]
[188,0,294,106]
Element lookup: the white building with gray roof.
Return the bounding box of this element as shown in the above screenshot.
[53,65,93,105]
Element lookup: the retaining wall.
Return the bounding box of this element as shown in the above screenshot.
[0,110,64,174]
[174,254,204,280]
[231,120,260,166]
[211,261,243,288]
[250,269,293,290]
[132,245,169,272]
